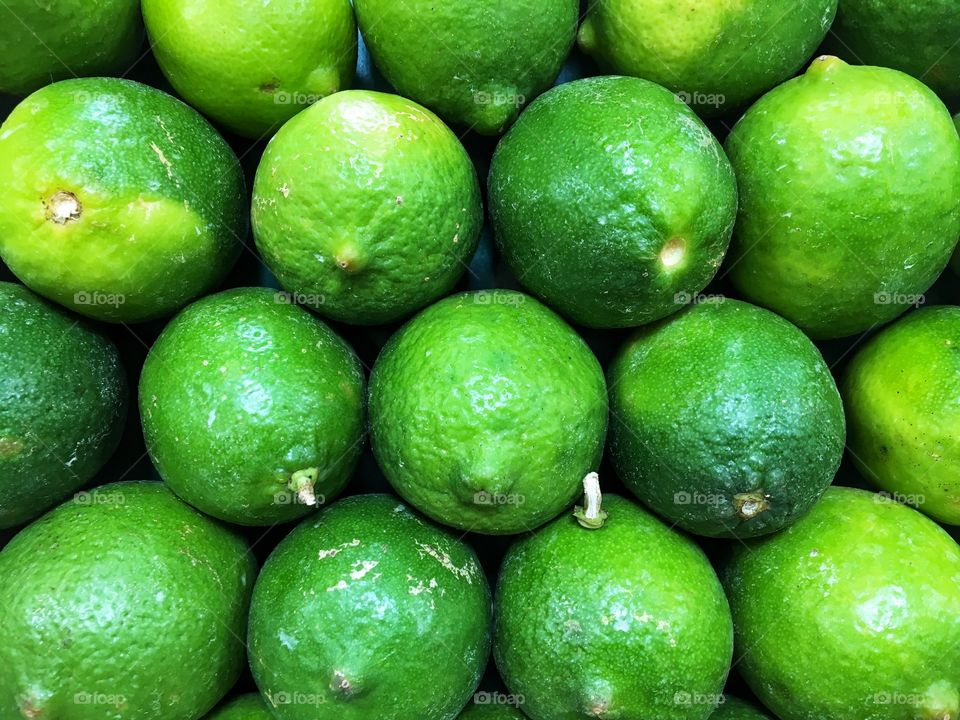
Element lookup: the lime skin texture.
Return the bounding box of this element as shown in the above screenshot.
[354,0,579,135]
[0,282,127,529]
[723,486,960,720]
[139,287,366,527]
[608,298,845,539]
[578,0,837,117]
[369,290,608,535]
[204,694,273,720]
[489,75,738,329]
[142,0,357,139]
[843,306,960,525]
[711,696,773,719]
[830,0,960,101]
[726,56,960,340]
[0,0,143,95]
[252,90,483,326]
[495,494,733,720]
[0,77,247,324]
[0,481,256,720]
[248,494,492,720]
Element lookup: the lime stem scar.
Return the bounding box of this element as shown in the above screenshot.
[574,472,607,529]
[46,190,82,224]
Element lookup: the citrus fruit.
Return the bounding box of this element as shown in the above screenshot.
[252,90,482,325]
[142,0,356,138]
[458,702,527,719]
[578,0,837,117]
[0,282,127,529]
[723,486,960,720]
[369,290,607,534]
[608,298,845,538]
[495,483,733,720]
[0,0,143,95]
[842,306,960,524]
[354,0,578,134]
[140,287,365,526]
[712,697,772,719]
[205,694,272,719]
[0,77,246,323]
[0,481,255,720]
[725,56,960,339]
[489,76,737,329]
[829,0,960,100]
[248,494,492,720]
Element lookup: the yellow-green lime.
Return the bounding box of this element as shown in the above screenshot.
[0,78,247,323]
[143,0,356,138]
[578,0,837,116]
[253,90,482,325]
[354,0,578,134]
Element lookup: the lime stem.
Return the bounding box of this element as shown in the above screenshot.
[289,468,319,506]
[574,472,607,529]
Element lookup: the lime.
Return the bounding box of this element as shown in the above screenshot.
[608,299,845,538]
[0,481,255,720]
[0,282,126,529]
[723,486,960,720]
[726,56,960,339]
[252,90,482,325]
[0,77,246,323]
[140,287,365,526]
[495,486,733,720]
[842,306,960,524]
[458,702,527,719]
[143,0,356,138]
[248,494,492,720]
[354,0,578,134]
[369,290,607,534]
[489,76,737,329]
[205,695,272,719]
[712,697,773,719]
[579,0,837,116]
[0,0,142,95]
[829,0,960,100]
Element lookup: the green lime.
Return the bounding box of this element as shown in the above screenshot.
[578,0,837,116]
[495,487,733,720]
[0,481,255,720]
[369,290,607,534]
[248,494,492,720]
[0,282,126,529]
[458,702,527,719]
[723,486,960,720]
[252,90,482,325]
[842,306,960,524]
[354,0,578,134]
[726,56,960,339]
[0,0,143,95]
[489,76,737,329]
[0,77,246,323]
[205,694,272,719]
[143,0,356,139]
[140,287,365,526]
[608,299,845,538]
[712,697,773,719]
[829,0,960,100]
